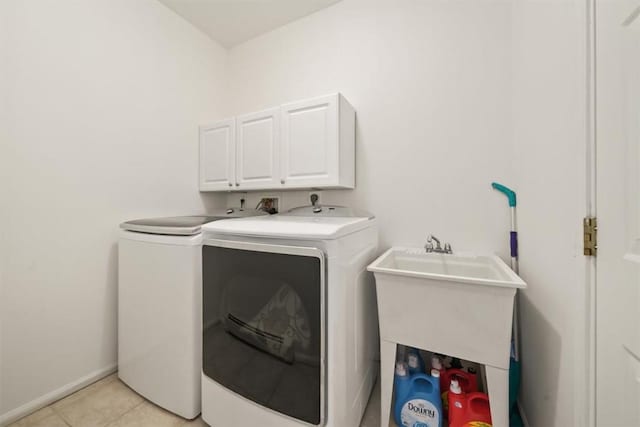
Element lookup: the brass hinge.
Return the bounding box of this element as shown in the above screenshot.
[584,217,597,256]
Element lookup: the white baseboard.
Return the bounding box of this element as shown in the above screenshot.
[518,399,530,427]
[0,364,117,427]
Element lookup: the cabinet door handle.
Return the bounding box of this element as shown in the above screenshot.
[235,183,240,187]
[280,179,285,184]
[228,182,232,187]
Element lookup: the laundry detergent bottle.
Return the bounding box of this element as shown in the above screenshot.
[460,392,492,427]
[394,362,411,405]
[431,354,449,418]
[430,355,446,393]
[407,347,426,375]
[395,373,443,427]
[442,369,478,394]
[430,369,442,396]
[447,379,466,427]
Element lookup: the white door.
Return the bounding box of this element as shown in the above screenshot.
[280,94,339,188]
[236,108,280,190]
[199,119,236,191]
[596,1,640,426]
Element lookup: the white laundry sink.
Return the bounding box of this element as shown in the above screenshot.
[367,247,526,289]
[367,247,526,367]
[368,248,527,427]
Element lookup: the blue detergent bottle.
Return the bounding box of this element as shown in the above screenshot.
[406,347,426,375]
[395,373,443,427]
[394,362,411,406]
[430,368,441,396]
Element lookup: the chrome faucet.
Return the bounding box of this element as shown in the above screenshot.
[425,235,453,254]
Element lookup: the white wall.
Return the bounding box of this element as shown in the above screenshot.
[225,0,515,257]
[0,0,226,422]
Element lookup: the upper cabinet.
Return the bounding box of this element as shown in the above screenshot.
[199,93,355,192]
[281,94,354,189]
[199,118,235,191]
[236,108,280,190]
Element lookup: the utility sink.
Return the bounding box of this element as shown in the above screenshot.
[367,247,526,368]
[367,247,526,289]
[368,247,527,427]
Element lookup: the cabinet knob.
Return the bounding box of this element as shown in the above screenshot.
[228,183,232,187]
[235,183,239,187]
[280,179,285,184]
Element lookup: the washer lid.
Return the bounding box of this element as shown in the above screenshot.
[120,209,267,236]
[120,215,220,236]
[202,212,375,240]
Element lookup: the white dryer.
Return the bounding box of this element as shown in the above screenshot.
[201,206,378,427]
[118,210,265,419]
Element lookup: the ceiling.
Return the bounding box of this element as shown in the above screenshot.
[158,0,342,48]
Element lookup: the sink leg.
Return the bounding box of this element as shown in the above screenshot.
[485,365,510,427]
[380,339,396,427]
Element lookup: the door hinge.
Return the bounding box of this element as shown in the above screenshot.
[583,217,597,256]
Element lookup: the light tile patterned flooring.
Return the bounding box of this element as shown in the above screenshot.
[9,373,383,427]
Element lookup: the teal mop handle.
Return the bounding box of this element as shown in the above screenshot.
[492,182,518,273]
[492,182,520,362]
[492,182,523,422]
[491,182,517,207]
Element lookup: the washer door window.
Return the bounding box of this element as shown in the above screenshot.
[203,241,325,425]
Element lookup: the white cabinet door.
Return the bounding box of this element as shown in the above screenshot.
[235,108,280,190]
[199,119,236,191]
[280,94,341,188]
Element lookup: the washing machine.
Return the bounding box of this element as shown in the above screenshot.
[201,206,378,426]
[118,209,266,419]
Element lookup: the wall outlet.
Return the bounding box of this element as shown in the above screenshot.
[308,190,322,206]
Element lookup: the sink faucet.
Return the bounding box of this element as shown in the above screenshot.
[425,235,453,254]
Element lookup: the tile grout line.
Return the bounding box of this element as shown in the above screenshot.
[47,375,142,427]
[20,376,101,427]
[102,399,146,427]
[59,412,72,427]
[49,402,71,427]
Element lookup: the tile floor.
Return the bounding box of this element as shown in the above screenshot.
[9,373,383,427]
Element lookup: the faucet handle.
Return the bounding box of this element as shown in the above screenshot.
[425,242,434,252]
[444,243,452,254]
[427,234,442,250]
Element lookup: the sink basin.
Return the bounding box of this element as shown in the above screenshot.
[367,247,525,289]
[367,246,526,369]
